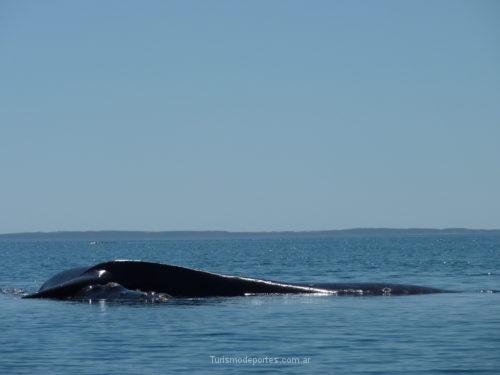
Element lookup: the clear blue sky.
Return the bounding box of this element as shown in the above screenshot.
[1,1,499,233]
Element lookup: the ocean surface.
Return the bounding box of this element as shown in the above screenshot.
[1,234,499,374]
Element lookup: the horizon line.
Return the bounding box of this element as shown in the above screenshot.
[1,227,500,237]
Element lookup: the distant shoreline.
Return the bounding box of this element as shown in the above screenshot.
[1,228,499,240]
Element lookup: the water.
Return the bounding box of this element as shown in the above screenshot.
[1,234,499,374]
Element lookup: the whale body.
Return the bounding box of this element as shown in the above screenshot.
[24,260,446,300]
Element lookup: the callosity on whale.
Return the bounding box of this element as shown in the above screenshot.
[24,260,447,300]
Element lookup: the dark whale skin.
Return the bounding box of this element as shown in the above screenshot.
[24,260,447,299]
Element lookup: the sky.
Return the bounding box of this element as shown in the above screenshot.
[0,0,499,233]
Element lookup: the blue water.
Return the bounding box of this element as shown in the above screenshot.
[1,235,499,374]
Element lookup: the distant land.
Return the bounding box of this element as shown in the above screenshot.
[0,228,499,241]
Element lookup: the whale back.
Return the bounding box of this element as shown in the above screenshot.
[88,260,321,297]
[24,260,448,299]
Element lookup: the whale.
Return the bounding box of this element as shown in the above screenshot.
[23,260,447,300]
